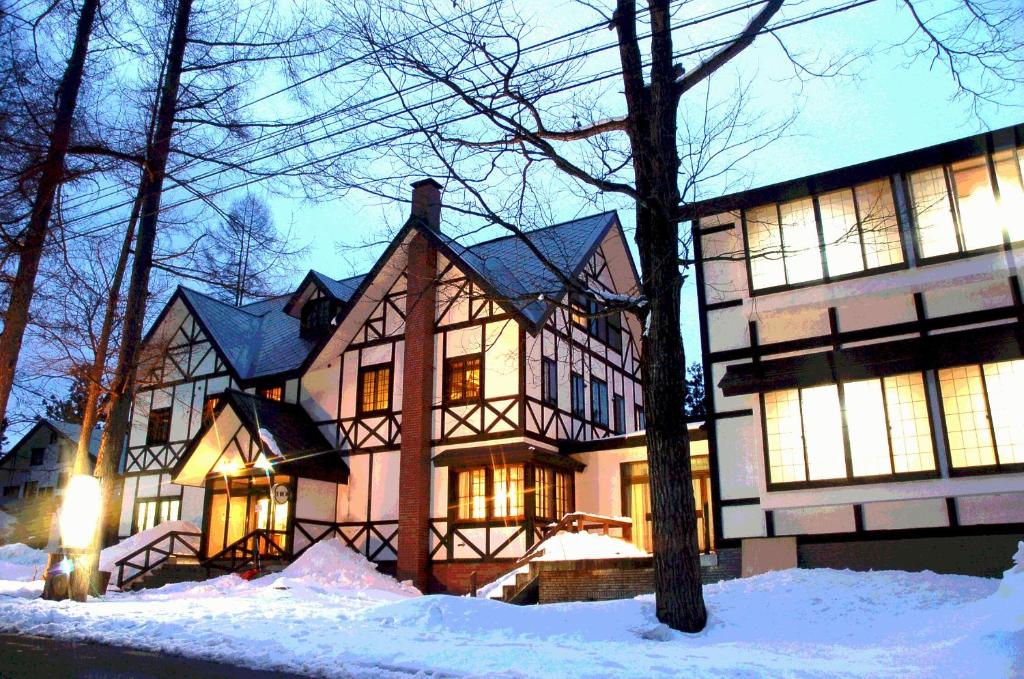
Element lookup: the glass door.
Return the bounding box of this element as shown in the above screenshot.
[205,475,291,557]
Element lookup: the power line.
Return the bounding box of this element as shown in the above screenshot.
[53,0,773,231]
[56,0,877,240]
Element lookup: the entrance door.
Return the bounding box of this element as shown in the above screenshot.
[621,460,714,554]
[205,475,291,557]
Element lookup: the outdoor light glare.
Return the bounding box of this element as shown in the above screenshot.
[254,453,274,471]
[59,474,101,550]
[215,457,242,475]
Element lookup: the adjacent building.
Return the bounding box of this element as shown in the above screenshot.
[689,123,1024,576]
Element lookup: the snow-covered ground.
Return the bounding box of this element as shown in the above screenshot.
[0,543,47,582]
[0,537,1020,678]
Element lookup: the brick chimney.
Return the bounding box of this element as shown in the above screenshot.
[410,178,442,232]
[397,181,440,590]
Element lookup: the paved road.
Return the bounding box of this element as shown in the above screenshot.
[0,634,315,679]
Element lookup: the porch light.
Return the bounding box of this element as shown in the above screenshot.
[59,475,101,550]
[254,453,274,472]
[215,458,243,476]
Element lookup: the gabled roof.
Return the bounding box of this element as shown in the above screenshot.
[0,418,102,464]
[159,208,628,382]
[439,211,620,327]
[173,389,347,485]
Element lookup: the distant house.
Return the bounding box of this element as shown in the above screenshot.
[687,123,1024,577]
[0,418,102,546]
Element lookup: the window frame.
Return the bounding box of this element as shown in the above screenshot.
[760,372,941,491]
[591,378,609,428]
[906,150,1024,264]
[29,447,45,466]
[635,405,646,431]
[450,464,528,524]
[357,363,393,415]
[444,354,483,406]
[146,407,172,446]
[740,176,908,297]
[201,393,222,429]
[257,385,283,401]
[570,372,586,417]
[132,496,182,535]
[613,394,626,435]
[541,357,558,406]
[937,359,1024,477]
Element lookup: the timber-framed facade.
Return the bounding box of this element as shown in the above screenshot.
[689,123,1024,577]
[115,179,682,592]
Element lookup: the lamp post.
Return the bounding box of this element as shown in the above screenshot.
[41,474,102,602]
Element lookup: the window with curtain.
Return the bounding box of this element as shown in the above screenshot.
[493,465,524,518]
[456,468,487,520]
[359,364,392,414]
[939,359,1024,469]
[445,355,482,404]
[134,498,181,534]
[535,467,552,519]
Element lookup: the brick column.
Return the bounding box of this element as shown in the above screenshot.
[397,229,437,590]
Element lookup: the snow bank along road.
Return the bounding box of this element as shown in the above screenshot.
[0,538,1021,678]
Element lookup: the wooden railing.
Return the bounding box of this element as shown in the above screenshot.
[114,530,202,590]
[202,529,290,574]
[516,512,634,565]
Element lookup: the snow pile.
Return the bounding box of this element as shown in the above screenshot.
[478,532,647,599]
[273,537,419,598]
[981,540,1024,633]
[99,520,201,573]
[257,428,283,459]
[0,543,47,581]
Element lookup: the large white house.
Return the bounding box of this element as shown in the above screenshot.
[116,180,700,592]
[689,123,1024,576]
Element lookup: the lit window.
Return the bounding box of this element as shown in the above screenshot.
[882,373,935,473]
[779,198,822,284]
[746,204,787,289]
[909,166,959,258]
[910,150,1024,258]
[535,467,552,518]
[135,498,181,534]
[445,355,481,404]
[555,471,572,518]
[359,364,391,414]
[993,148,1024,243]
[764,389,807,483]
[765,372,935,485]
[457,469,486,520]
[258,386,283,401]
[202,394,221,428]
[799,385,845,480]
[856,180,904,269]
[819,189,864,277]
[493,465,524,518]
[844,379,893,477]
[951,156,1003,251]
[940,359,1024,468]
[939,365,997,469]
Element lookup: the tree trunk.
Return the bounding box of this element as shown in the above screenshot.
[0,0,100,425]
[616,0,707,632]
[93,0,194,542]
[71,187,142,476]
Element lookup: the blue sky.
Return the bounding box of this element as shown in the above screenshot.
[262,0,1021,362]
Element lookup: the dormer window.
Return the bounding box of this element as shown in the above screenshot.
[300,297,341,339]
